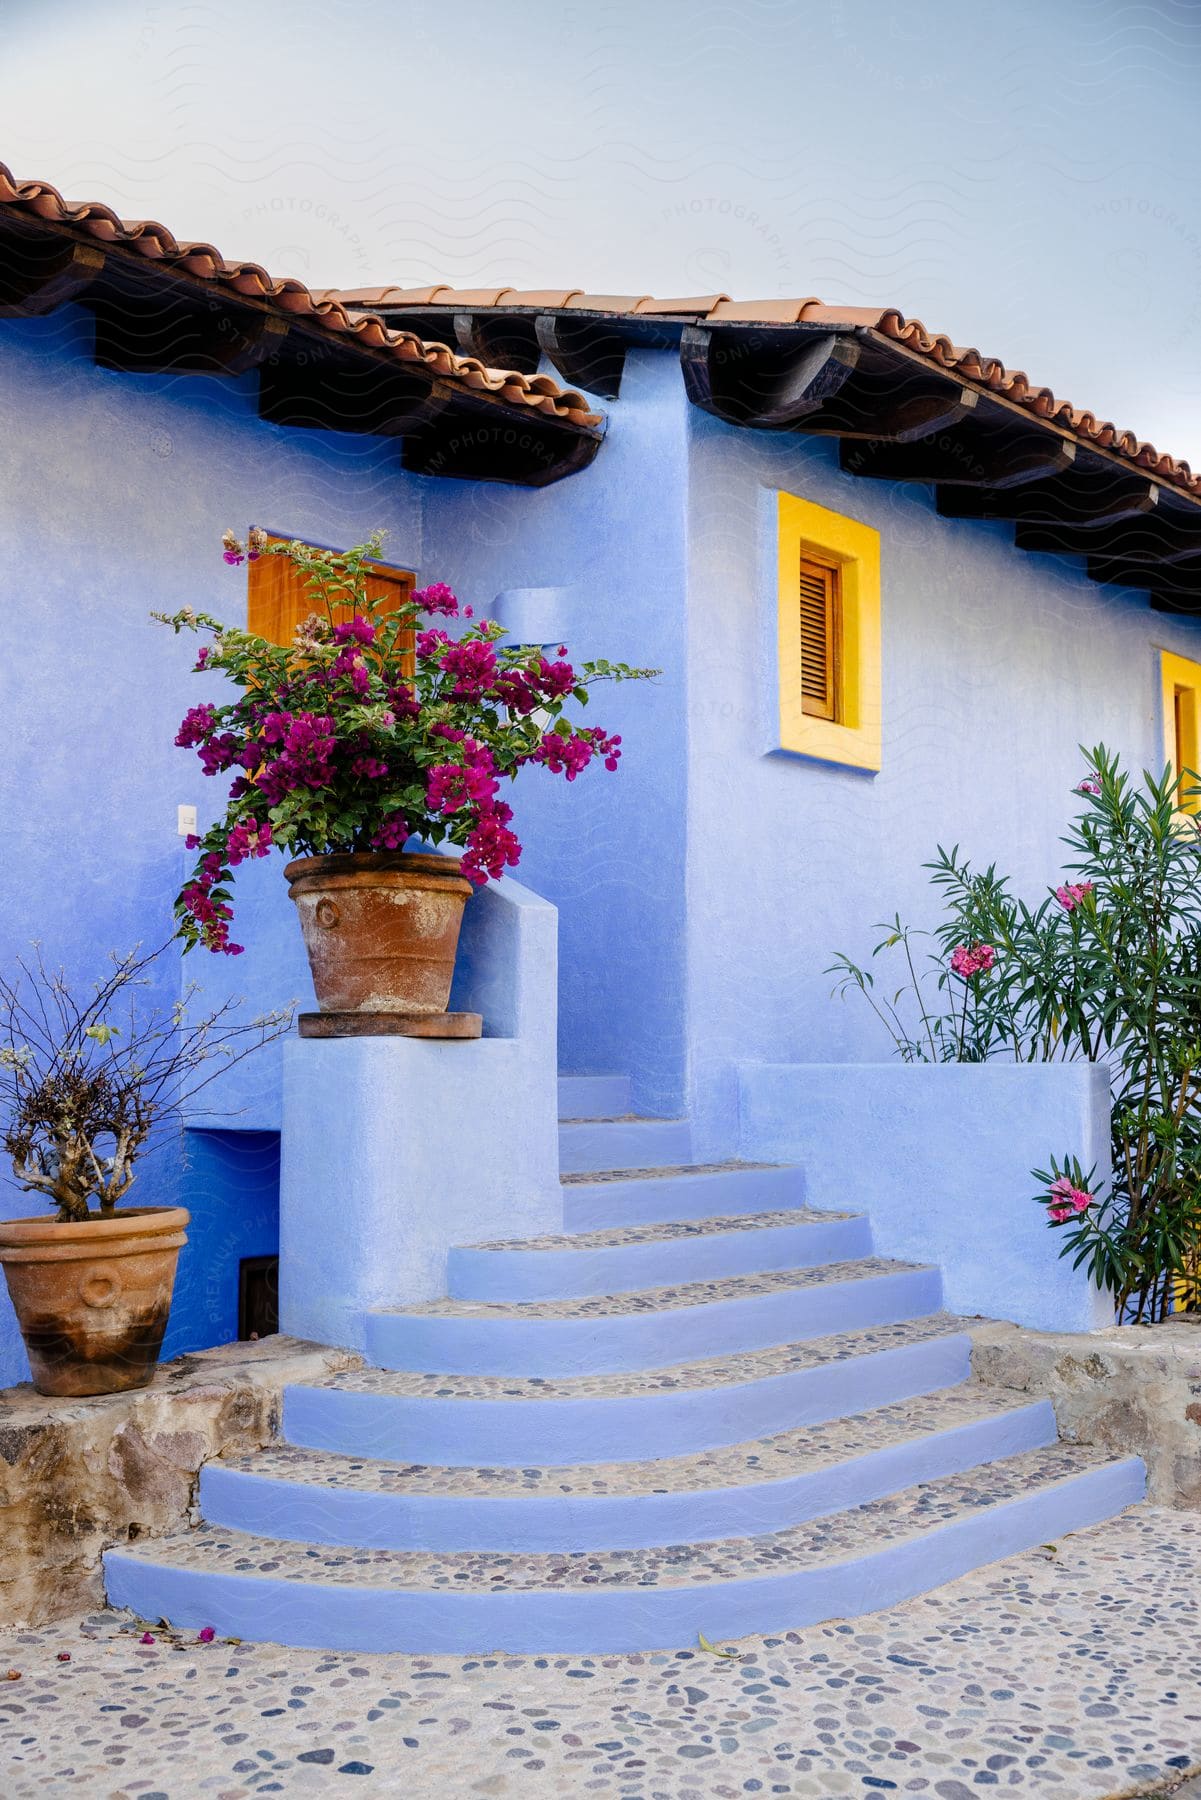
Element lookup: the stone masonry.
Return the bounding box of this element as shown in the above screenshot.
[0,1336,361,1628]
[968,1314,1201,1509]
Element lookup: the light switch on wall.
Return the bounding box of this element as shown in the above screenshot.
[177,804,198,838]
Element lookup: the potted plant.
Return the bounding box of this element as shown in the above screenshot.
[0,945,289,1396]
[159,532,653,1019]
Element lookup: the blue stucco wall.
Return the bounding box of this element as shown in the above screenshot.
[0,304,422,1384]
[161,1129,280,1359]
[684,409,1201,1159]
[4,308,1199,1382]
[739,1061,1114,1332]
[421,351,691,1120]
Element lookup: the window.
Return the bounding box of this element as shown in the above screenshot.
[777,492,881,771]
[1161,650,1201,812]
[799,555,840,720]
[247,533,415,672]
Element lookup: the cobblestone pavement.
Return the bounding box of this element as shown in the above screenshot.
[1,1506,1197,1800]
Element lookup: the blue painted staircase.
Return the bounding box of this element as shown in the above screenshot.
[104,1073,1145,1652]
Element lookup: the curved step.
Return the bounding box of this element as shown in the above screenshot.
[559,1116,691,1174]
[364,1257,943,1376]
[561,1162,808,1229]
[447,1208,872,1301]
[283,1314,971,1464]
[105,1446,1146,1654]
[201,1388,1057,1552]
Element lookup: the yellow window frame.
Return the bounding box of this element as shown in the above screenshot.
[776,491,881,772]
[1160,649,1201,813]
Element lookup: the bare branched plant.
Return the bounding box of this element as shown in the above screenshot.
[0,943,292,1222]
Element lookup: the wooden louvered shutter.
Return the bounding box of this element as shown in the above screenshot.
[799,554,839,721]
[247,535,416,676]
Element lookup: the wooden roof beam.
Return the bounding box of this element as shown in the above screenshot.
[0,236,106,316]
[92,292,289,376]
[453,310,542,376]
[937,475,1159,528]
[841,420,1077,488]
[680,326,862,427]
[536,314,628,399]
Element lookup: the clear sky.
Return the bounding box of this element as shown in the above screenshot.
[2,0,1199,458]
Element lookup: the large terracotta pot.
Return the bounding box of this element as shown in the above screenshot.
[285,851,473,1016]
[0,1206,189,1397]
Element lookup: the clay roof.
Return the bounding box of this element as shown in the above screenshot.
[0,168,603,430]
[326,285,1197,497]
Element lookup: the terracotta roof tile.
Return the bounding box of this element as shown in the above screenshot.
[326,284,1198,496]
[562,292,654,313]
[709,297,825,324]
[630,294,730,315]
[0,169,603,431]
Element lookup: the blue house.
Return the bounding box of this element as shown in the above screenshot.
[2,162,1191,1648]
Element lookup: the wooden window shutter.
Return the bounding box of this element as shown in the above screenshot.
[1175,682,1200,812]
[247,535,416,675]
[799,554,839,721]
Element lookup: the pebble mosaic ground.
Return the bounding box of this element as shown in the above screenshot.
[2,1505,1197,1800]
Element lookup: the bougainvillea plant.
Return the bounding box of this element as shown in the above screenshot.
[157,531,655,955]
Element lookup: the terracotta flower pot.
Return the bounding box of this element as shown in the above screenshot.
[0,1206,189,1397]
[285,851,473,1016]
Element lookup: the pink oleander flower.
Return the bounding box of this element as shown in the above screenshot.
[1076,774,1102,796]
[1055,881,1094,912]
[950,942,996,979]
[1048,1175,1094,1222]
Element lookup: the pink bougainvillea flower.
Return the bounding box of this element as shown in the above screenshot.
[139,1633,155,1645]
[331,615,376,646]
[412,582,459,617]
[56,1651,71,1663]
[197,1627,216,1644]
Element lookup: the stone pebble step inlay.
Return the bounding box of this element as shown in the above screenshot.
[217,1385,1045,1499]
[112,1444,1129,1593]
[372,1256,925,1321]
[560,1160,785,1185]
[463,1206,856,1253]
[303,1312,966,1402]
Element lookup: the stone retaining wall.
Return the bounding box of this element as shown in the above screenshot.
[968,1315,1201,1509]
[0,1336,361,1627]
